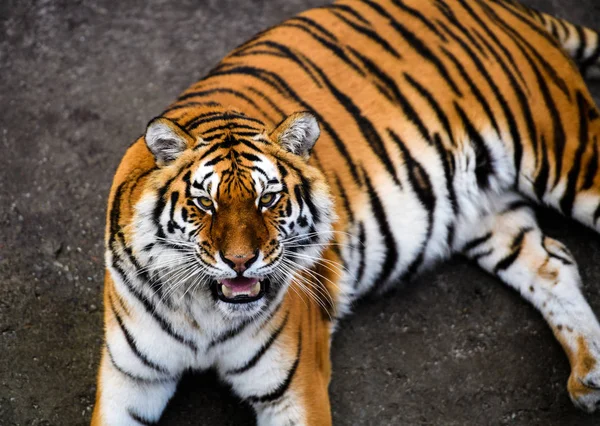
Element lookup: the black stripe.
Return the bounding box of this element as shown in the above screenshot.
[581,42,600,76]
[110,296,170,374]
[247,86,287,120]
[594,202,600,224]
[328,9,401,58]
[472,248,494,262]
[454,103,495,189]
[203,130,260,142]
[355,222,367,289]
[542,238,574,265]
[560,92,590,216]
[289,16,338,41]
[204,155,224,167]
[403,74,454,145]
[390,0,447,42]
[434,1,487,58]
[432,133,458,215]
[582,140,598,190]
[575,25,587,62]
[501,200,532,214]
[388,130,436,213]
[117,232,169,307]
[240,152,261,162]
[186,111,265,130]
[128,409,155,426]
[446,223,455,249]
[462,232,493,253]
[494,227,533,273]
[328,3,371,25]
[109,182,127,248]
[208,319,255,350]
[227,311,289,375]
[549,19,560,40]
[362,0,462,96]
[300,176,320,223]
[362,167,399,293]
[399,251,425,284]
[106,344,173,385]
[163,101,221,114]
[333,173,355,224]
[201,123,261,136]
[247,329,302,403]
[556,17,571,43]
[208,301,283,349]
[534,135,550,200]
[185,112,229,130]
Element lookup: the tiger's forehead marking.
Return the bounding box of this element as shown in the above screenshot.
[190,148,281,201]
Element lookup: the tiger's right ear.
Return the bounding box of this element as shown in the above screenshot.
[145,117,195,166]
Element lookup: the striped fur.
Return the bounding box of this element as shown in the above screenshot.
[92,0,600,424]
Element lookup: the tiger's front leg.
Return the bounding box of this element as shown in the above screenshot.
[456,192,600,412]
[91,275,186,425]
[219,298,334,426]
[92,347,180,425]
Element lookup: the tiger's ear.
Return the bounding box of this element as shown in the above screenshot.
[270,112,320,159]
[145,117,195,166]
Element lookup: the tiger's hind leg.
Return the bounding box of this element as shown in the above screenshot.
[455,192,600,412]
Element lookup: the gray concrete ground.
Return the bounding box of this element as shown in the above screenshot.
[2,0,600,424]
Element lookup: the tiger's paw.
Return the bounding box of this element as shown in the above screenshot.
[567,337,600,413]
[568,371,600,412]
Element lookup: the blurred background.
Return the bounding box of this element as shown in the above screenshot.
[1,0,600,424]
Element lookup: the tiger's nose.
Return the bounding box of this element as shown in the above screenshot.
[221,250,259,273]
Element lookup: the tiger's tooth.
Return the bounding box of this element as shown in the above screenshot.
[250,281,261,297]
[221,284,233,299]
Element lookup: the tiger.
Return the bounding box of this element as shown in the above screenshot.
[91,0,600,424]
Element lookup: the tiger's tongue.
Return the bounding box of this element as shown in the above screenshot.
[221,277,258,291]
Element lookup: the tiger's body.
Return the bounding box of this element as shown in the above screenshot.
[92,0,600,424]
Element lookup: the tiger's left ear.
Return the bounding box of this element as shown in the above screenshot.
[270,112,320,159]
[145,117,195,166]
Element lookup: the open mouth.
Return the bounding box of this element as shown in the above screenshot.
[216,277,269,304]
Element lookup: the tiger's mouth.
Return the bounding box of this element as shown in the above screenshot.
[216,277,270,304]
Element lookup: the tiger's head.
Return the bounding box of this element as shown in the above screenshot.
[131,110,334,319]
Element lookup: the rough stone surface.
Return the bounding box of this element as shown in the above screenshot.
[1,0,600,425]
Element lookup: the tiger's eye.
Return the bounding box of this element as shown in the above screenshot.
[260,193,276,207]
[197,196,213,209]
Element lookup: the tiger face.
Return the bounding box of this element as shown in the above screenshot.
[131,111,334,319]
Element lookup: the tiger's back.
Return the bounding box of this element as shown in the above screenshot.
[166,0,600,303]
[93,1,600,424]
